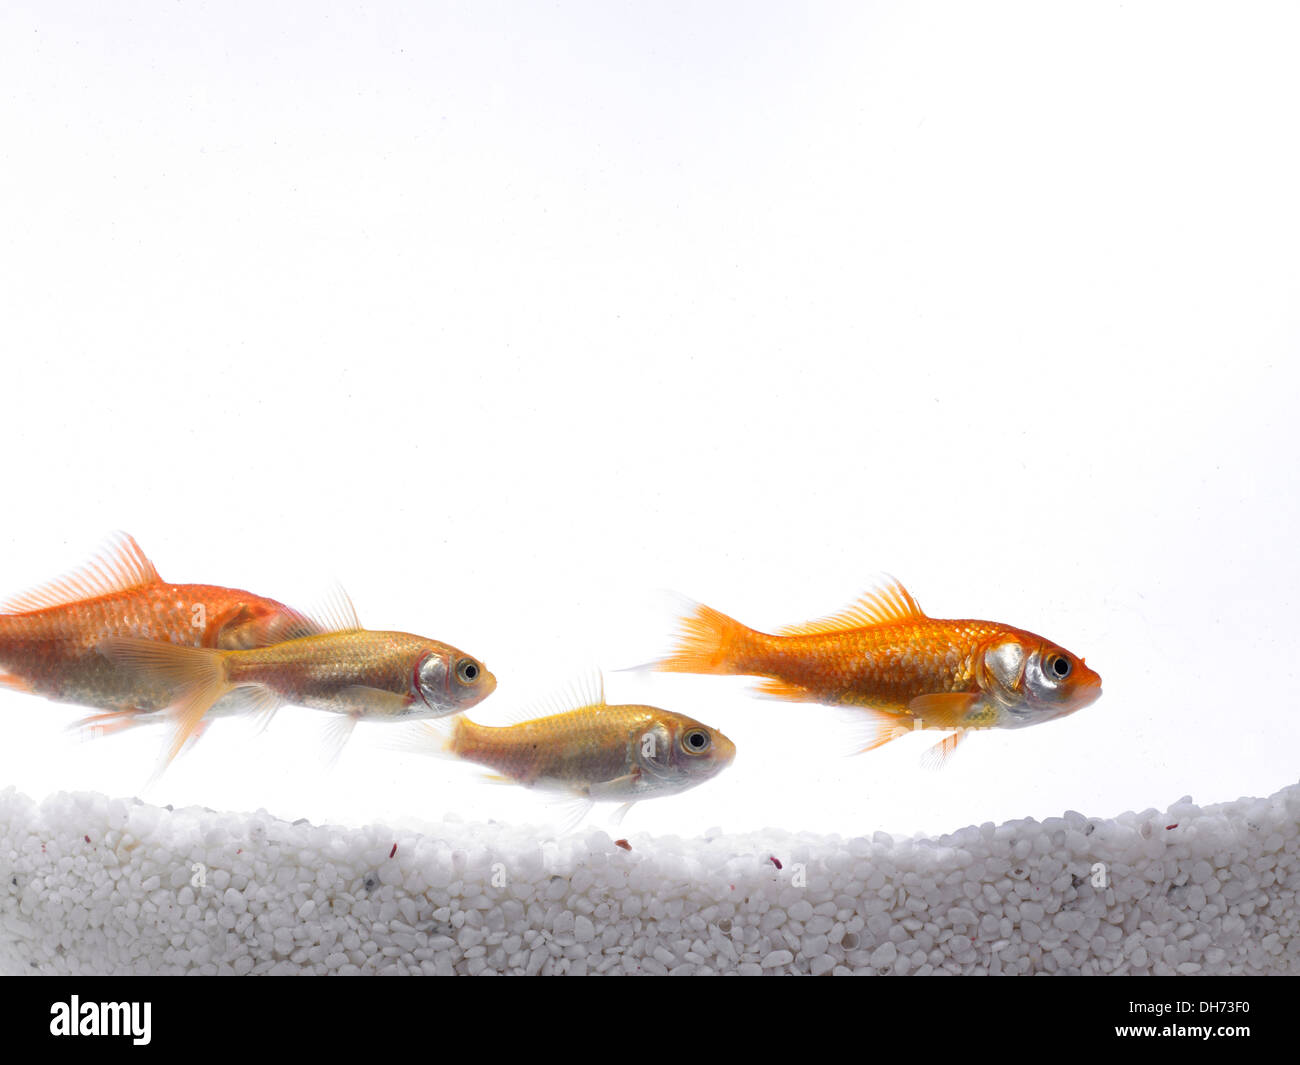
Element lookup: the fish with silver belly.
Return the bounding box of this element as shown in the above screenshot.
[397,674,735,828]
[653,578,1101,767]
[100,590,496,766]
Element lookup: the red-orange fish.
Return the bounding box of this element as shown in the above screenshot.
[654,579,1102,766]
[0,533,314,718]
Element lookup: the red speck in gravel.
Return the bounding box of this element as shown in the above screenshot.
[84,835,91,844]
[769,856,783,870]
[614,839,631,851]
[389,843,397,858]
[1166,824,1178,830]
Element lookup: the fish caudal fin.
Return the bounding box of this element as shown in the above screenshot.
[379,718,459,759]
[99,637,233,766]
[655,598,756,676]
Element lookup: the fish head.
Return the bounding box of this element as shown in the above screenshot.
[413,646,497,716]
[976,634,1102,727]
[631,711,736,796]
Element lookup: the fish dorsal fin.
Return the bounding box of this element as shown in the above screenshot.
[778,577,925,637]
[494,670,608,726]
[0,531,163,614]
[275,583,362,640]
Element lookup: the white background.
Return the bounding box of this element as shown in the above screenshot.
[1,2,1296,840]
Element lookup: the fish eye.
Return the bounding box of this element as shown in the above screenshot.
[682,728,711,754]
[455,659,480,684]
[1048,654,1071,679]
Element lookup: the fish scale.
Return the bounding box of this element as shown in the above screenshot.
[455,704,668,788]
[655,578,1101,766]
[0,533,314,715]
[400,675,735,828]
[100,602,497,767]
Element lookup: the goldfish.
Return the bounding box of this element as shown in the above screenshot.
[653,579,1101,767]
[0,532,316,718]
[100,589,496,765]
[397,674,735,828]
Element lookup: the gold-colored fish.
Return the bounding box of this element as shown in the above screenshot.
[400,674,735,828]
[100,590,495,766]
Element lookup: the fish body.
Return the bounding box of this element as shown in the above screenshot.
[654,580,1101,765]
[102,600,496,764]
[0,533,314,714]
[405,675,734,821]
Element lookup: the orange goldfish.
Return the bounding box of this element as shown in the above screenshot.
[0,532,315,717]
[654,579,1101,767]
[399,674,735,828]
[101,591,496,765]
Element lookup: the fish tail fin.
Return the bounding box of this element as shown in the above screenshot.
[99,637,233,765]
[380,717,462,759]
[655,597,757,676]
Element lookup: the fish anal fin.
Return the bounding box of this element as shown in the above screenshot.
[0,532,162,614]
[752,677,818,702]
[73,708,152,738]
[778,577,926,636]
[0,672,34,693]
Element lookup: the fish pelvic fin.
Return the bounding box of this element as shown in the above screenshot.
[654,597,755,676]
[920,730,968,771]
[98,637,233,766]
[837,706,914,756]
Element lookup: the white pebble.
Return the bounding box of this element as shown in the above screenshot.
[1,781,1294,976]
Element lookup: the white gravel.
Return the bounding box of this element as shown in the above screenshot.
[1,781,1296,974]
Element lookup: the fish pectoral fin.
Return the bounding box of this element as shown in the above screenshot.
[337,685,412,718]
[920,730,968,771]
[752,677,818,702]
[587,773,642,802]
[908,692,982,729]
